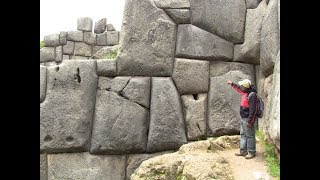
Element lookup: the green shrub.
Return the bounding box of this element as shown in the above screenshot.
[40,40,45,49]
[104,47,119,59]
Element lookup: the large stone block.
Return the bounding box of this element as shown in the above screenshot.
[107,24,116,31]
[209,61,255,77]
[181,94,207,140]
[90,90,149,154]
[164,9,190,24]
[107,31,119,45]
[63,55,69,60]
[44,34,60,47]
[94,18,107,34]
[40,66,47,103]
[55,46,63,63]
[63,41,75,55]
[154,0,190,8]
[84,32,96,45]
[97,59,117,77]
[77,17,93,32]
[147,77,187,152]
[190,0,246,43]
[96,32,107,46]
[74,42,92,57]
[97,76,132,92]
[48,152,126,180]
[40,154,47,180]
[234,1,267,64]
[260,0,279,76]
[176,25,234,61]
[40,60,98,153]
[172,58,209,94]
[67,31,84,42]
[59,31,67,45]
[208,70,255,136]
[69,55,90,60]
[117,0,176,76]
[40,47,56,62]
[122,77,151,108]
[93,45,105,55]
[246,0,263,9]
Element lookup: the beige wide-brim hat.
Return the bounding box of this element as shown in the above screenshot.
[238,79,251,88]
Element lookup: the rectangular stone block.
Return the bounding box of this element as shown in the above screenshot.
[84,32,96,45]
[59,31,68,45]
[74,42,92,57]
[97,59,117,76]
[44,34,60,47]
[40,65,47,103]
[96,32,107,46]
[55,46,63,63]
[63,41,75,55]
[40,154,47,180]
[40,47,56,62]
[67,31,84,42]
[77,17,93,32]
[94,18,107,34]
[107,31,119,45]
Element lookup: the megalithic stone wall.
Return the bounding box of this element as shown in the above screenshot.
[40,0,280,178]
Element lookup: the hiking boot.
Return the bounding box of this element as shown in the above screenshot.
[245,153,255,159]
[235,152,248,156]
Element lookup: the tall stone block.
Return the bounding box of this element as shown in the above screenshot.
[40,60,98,153]
[84,32,96,45]
[117,0,176,76]
[96,32,107,46]
[147,77,187,152]
[94,18,107,34]
[77,17,93,32]
[63,41,75,55]
[55,46,63,63]
[59,31,68,45]
[40,154,47,180]
[107,31,119,46]
[40,66,47,102]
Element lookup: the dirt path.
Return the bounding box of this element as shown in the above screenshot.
[216,140,278,180]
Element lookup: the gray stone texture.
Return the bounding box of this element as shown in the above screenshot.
[209,61,255,77]
[111,76,132,92]
[147,77,187,152]
[260,0,279,77]
[208,70,255,136]
[172,58,209,95]
[40,60,98,153]
[234,1,267,64]
[122,77,151,108]
[117,0,176,76]
[48,152,126,180]
[190,0,246,43]
[55,46,63,63]
[107,31,119,46]
[246,0,263,9]
[63,41,75,55]
[77,17,93,32]
[59,31,68,45]
[69,55,90,60]
[84,32,96,45]
[74,42,92,57]
[97,59,117,77]
[107,24,116,31]
[176,24,234,61]
[40,154,47,180]
[93,46,106,55]
[94,18,107,34]
[154,0,190,8]
[164,9,190,24]
[93,45,119,59]
[181,94,207,140]
[90,90,149,154]
[44,34,60,47]
[40,47,56,62]
[40,65,47,102]
[63,55,69,60]
[255,64,265,130]
[67,31,84,42]
[96,32,107,46]
[97,77,113,90]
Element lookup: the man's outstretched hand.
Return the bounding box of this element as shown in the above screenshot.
[227,79,232,85]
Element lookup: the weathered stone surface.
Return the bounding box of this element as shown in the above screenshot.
[55,46,63,63]
[93,45,105,55]
[176,24,234,61]
[40,60,98,153]
[90,90,149,154]
[107,31,119,46]
[40,47,55,62]
[122,77,151,108]
[97,77,113,90]
[117,0,176,76]
[44,34,60,47]
[209,61,255,77]
[181,94,207,140]
[94,18,107,34]
[154,0,190,8]
[107,24,116,31]
[260,0,279,77]
[93,45,119,59]
[69,55,90,60]
[97,59,117,77]
[190,0,246,43]
[77,17,93,32]
[126,151,174,180]
[111,76,132,92]
[63,55,69,60]
[48,152,126,180]
[147,77,187,152]
[74,42,92,57]
[40,154,47,180]
[59,31,67,45]
[234,1,267,64]
[164,9,190,24]
[172,58,209,95]
[62,41,75,55]
[246,0,263,9]
[67,31,84,42]
[96,32,107,46]
[84,32,96,45]
[255,65,265,130]
[208,71,255,136]
[42,61,57,67]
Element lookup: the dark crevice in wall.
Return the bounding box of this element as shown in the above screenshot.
[74,67,81,84]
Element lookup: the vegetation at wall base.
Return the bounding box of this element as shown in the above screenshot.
[40,40,44,49]
[256,130,280,179]
[104,47,119,59]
